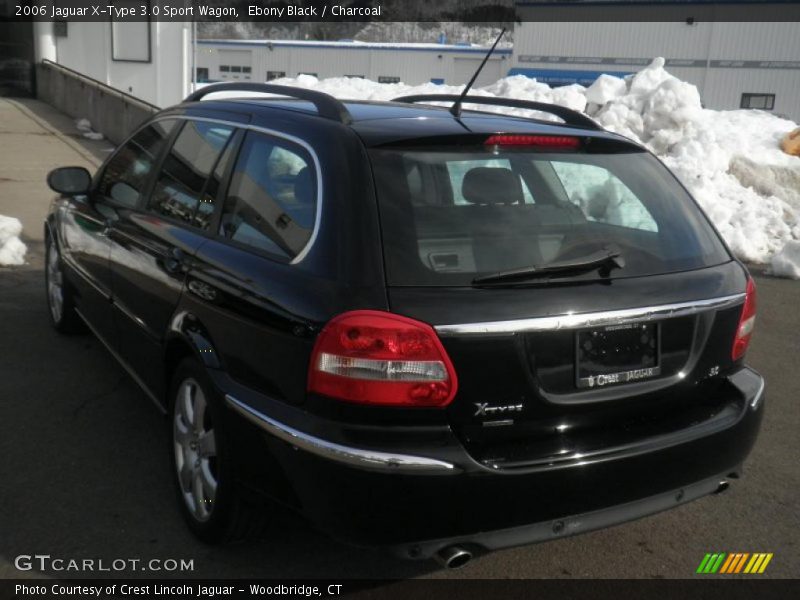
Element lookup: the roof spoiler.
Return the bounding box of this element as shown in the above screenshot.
[183,83,352,125]
[392,94,601,130]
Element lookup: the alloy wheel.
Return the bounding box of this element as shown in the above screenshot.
[46,242,64,324]
[173,378,218,522]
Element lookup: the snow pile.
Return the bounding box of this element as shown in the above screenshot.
[199,58,800,278]
[75,118,104,141]
[771,241,800,279]
[0,215,26,266]
[584,58,800,270]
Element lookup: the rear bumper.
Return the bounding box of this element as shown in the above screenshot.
[391,470,734,559]
[223,366,764,557]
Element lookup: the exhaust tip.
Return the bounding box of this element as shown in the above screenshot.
[714,480,730,494]
[435,546,473,569]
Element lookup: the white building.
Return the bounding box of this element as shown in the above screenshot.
[195,39,513,88]
[512,11,800,120]
[32,19,192,107]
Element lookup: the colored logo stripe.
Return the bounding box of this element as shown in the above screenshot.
[697,553,726,573]
[697,552,773,574]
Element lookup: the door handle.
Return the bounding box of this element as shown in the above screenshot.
[164,247,186,274]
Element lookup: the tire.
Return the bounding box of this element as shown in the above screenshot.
[169,358,267,543]
[45,234,86,334]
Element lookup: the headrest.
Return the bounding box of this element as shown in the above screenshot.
[461,167,523,205]
[293,167,314,205]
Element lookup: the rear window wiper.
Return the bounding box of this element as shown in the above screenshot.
[472,247,625,286]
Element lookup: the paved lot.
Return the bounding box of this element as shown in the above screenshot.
[0,98,798,580]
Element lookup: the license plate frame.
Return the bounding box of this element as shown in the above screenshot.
[575,322,661,389]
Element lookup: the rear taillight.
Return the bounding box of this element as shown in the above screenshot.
[484,134,581,149]
[732,278,757,361]
[307,310,457,407]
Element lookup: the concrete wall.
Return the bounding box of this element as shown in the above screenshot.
[36,61,157,145]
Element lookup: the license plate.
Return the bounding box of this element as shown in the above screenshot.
[576,323,660,388]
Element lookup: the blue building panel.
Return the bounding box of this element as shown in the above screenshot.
[507,67,634,87]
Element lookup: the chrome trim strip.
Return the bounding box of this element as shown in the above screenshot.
[224,394,458,473]
[750,372,766,410]
[435,293,746,336]
[139,115,323,265]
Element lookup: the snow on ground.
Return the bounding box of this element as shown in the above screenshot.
[75,118,104,140]
[200,57,800,278]
[0,215,26,266]
[771,241,800,279]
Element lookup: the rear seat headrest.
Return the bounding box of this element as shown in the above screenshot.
[462,167,523,205]
[294,166,314,205]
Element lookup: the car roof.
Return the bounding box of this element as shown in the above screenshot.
[175,97,633,147]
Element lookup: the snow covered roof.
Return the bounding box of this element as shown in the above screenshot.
[197,39,513,54]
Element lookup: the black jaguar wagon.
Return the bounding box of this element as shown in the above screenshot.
[44,83,763,568]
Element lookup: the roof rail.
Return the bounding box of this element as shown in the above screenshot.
[392,94,601,130]
[184,83,352,125]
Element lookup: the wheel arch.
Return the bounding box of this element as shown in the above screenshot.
[164,310,223,397]
[43,214,56,244]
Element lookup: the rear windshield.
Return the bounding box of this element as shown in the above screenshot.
[369,146,730,286]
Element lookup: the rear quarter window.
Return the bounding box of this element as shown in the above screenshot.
[219,131,317,260]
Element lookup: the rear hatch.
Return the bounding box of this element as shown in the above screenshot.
[368,132,748,469]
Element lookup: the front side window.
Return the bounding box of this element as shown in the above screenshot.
[370,145,730,286]
[96,120,176,208]
[149,120,234,229]
[219,132,317,260]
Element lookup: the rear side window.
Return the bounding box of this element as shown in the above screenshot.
[149,121,234,229]
[219,131,317,260]
[369,146,730,286]
[96,120,176,208]
[551,162,658,232]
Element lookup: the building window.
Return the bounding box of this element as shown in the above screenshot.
[111,20,151,63]
[267,71,286,81]
[196,67,209,82]
[298,72,318,78]
[378,76,401,84]
[220,65,230,73]
[242,66,252,74]
[231,66,242,73]
[741,93,775,110]
[345,74,365,79]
